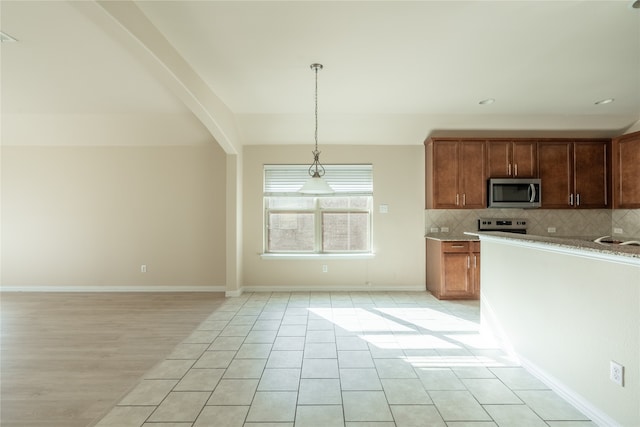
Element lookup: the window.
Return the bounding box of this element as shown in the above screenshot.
[264,165,373,254]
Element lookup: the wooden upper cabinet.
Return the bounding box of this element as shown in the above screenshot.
[486,140,537,178]
[459,141,486,208]
[426,138,485,209]
[538,140,609,209]
[538,141,573,208]
[430,141,459,208]
[573,140,609,208]
[512,141,538,177]
[613,131,640,208]
[486,140,510,178]
[426,136,611,210]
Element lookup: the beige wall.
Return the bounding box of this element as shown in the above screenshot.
[481,236,639,427]
[1,144,227,289]
[242,144,425,291]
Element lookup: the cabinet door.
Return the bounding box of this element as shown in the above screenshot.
[486,140,537,178]
[471,251,480,298]
[615,133,640,208]
[486,140,511,178]
[459,141,486,208]
[441,253,473,298]
[574,141,608,208]
[512,141,537,178]
[538,142,572,208]
[432,141,460,208]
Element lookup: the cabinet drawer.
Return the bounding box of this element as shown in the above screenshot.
[442,242,469,253]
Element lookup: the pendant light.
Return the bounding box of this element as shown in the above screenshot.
[299,63,334,194]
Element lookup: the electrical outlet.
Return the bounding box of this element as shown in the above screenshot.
[547,227,556,233]
[613,228,623,235]
[379,204,389,214]
[440,227,449,233]
[430,227,439,233]
[610,361,624,386]
[322,264,328,273]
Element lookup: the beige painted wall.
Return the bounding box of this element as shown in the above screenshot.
[1,144,227,289]
[242,144,425,291]
[481,237,639,426]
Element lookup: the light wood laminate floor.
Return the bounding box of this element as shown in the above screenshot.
[0,292,226,427]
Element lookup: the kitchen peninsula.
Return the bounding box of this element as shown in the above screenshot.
[475,231,639,427]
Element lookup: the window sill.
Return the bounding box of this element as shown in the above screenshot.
[260,253,375,260]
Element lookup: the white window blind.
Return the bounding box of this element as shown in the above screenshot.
[264,164,373,195]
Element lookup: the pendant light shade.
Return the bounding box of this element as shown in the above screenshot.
[299,63,334,194]
[299,171,334,194]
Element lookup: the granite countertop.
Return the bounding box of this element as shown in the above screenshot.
[467,231,640,260]
[425,233,479,242]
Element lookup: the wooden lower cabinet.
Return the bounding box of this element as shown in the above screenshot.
[426,240,480,300]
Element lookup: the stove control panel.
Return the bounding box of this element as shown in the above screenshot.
[478,218,528,232]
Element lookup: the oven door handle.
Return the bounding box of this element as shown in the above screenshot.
[528,183,537,203]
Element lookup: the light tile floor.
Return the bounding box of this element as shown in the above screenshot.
[93,292,595,427]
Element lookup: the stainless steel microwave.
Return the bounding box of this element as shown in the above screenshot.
[488,178,541,208]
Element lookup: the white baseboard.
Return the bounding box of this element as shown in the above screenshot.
[0,286,226,293]
[518,355,621,427]
[0,285,425,295]
[482,295,621,427]
[242,285,426,293]
[225,288,244,297]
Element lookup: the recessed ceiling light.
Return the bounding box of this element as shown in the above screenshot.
[479,98,495,105]
[595,98,615,105]
[0,31,18,43]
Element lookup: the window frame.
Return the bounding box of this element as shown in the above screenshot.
[263,164,373,257]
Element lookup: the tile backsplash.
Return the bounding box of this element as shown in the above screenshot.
[612,209,640,238]
[425,208,640,239]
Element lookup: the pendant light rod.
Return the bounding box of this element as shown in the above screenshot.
[311,63,322,154]
[299,63,334,194]
[309,63,324,178]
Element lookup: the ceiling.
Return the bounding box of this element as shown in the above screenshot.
[2,1,640,147]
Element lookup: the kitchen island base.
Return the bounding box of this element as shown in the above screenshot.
[479,234,639,427]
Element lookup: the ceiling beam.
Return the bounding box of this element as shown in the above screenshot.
[71,0,239,154]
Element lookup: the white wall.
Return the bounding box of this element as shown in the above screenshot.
[242,144,425,291]
[1,144,227,289]
[481,237,640,427]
